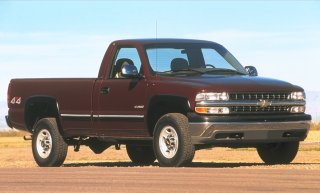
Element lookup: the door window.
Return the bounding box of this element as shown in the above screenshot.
[110,47,142,78]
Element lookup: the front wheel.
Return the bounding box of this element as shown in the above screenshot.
[32,118,68,167]
[257,142,299,165]
[153,113,195,167]
[126,144,156,165]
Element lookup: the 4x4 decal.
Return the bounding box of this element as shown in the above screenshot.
[11,97,21,105]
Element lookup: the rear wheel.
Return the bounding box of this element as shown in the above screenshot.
[153,113,195,167]
[126,144,156,165]
[257,142,299,165]
[32,118,68,167]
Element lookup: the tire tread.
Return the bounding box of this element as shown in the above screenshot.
[257,142,299,165]
[153,113,195,167]
[32,118,68,167]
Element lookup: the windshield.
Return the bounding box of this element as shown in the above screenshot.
[145,43,247,76]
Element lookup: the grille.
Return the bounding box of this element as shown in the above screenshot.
[230,106,290,114]
[229,93,290,101]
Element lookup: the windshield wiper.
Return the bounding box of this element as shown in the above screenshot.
[164,68,205,74]
[204,68,247,75]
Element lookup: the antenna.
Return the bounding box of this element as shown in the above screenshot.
[156,20,158,39]
[155,20,158,71]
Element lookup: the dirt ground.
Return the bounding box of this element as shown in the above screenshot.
[0,135,319,193]
[1,167,319,193]
[1,132,319,193]
[0,136,319,169]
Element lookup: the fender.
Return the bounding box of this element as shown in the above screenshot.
[146,94,191,136]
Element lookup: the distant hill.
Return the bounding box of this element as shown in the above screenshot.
[0,91,319,131]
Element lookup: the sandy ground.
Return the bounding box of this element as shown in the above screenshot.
[0,136,319,169]
[0,135,319,193]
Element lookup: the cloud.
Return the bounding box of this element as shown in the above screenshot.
[0,31,143,101]
[184,29,320,49]
[1,29,320,101]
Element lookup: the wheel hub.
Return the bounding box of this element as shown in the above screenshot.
[159,126,179,159]
[36,129,52,159]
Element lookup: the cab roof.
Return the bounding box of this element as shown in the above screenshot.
[112,38,216,45]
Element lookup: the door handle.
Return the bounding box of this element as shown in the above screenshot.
[100,87,110,94]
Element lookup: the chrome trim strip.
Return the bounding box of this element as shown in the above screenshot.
[97,115,144,118]
[61,114,144,119]
[60,114,91,118]
[196,100,306,107]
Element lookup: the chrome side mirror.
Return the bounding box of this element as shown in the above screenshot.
[245,66,258,76]
[121,64,139,78]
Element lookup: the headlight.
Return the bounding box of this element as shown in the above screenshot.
[289,92,305,100]
[195,92,229,114]
[289,92,305,113]
[195,92,229,101]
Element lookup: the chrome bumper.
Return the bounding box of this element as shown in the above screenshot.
[189,121,311,145]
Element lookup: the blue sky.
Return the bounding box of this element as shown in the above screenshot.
[0,0,320,104]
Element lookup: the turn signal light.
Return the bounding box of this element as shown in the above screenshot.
[195,107,230,114]
[290,106,305,113]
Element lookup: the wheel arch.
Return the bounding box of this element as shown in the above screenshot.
[146,95,191,136]
[24,95,63,134]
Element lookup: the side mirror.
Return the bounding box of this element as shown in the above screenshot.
[121,64,139,78]
[245,66,258,76]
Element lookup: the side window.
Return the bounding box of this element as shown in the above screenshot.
[110,47,142,79]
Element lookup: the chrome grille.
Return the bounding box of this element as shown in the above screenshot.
[229,93,290,101]
[230,106,290,114]
[228,92,291,114]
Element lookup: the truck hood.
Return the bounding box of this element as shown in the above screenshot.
[157,74,303,92]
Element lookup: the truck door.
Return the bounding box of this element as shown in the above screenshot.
[93,47,149,137]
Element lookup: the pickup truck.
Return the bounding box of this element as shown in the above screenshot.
[6,39,311,167]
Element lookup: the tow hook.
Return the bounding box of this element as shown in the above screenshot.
[23,135,32,140]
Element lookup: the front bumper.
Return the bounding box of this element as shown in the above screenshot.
[188,113,311,145]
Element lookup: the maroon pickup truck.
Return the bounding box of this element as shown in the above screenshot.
[6,39,311,167]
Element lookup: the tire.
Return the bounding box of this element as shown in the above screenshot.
[153,113,195,167]
[32,118,68,167]
[126,144,156,165]
[257,142,299,165]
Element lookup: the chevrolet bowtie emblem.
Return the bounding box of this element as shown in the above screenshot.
[257,99,272,108]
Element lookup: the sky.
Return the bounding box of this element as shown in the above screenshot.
[0,0,320,104]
